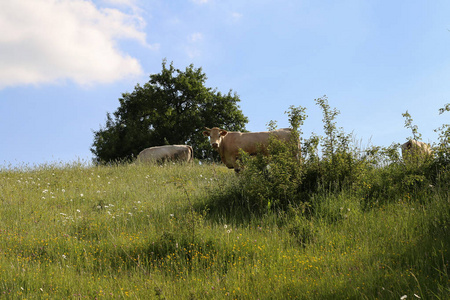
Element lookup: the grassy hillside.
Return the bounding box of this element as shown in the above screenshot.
[0,161,448,299]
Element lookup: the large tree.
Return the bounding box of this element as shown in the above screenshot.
[91,60,248,163]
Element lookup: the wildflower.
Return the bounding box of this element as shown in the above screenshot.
[227,229,232,234]
[401,296,407,300]
[62,189,65,193]
[80,193,84,197]
[62,254,67,260]
[414,295,420,299]
[76,209,80,213]
[170,214,174,217]
[224,224,228,229]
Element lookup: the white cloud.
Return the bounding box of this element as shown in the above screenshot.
[186,32,204,58]
[0,0,153,89]
[189,32,204,43]
[231,12,243,21]
[191,0,209,4]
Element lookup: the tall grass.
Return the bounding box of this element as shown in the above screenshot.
[0,160,448,299]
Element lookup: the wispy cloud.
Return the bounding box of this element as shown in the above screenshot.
[189,32,204,43]
[185,32,204,58]
[191,0,209,4]
[0,0,154,89]
[231,12,243,21]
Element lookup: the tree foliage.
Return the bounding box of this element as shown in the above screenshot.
[91,60,248,163]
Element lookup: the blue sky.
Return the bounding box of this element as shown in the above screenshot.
[1,0,449,167]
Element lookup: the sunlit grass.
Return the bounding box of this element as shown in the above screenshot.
[0,162,448,298]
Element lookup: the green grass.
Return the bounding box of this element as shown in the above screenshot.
[0,162,448,299]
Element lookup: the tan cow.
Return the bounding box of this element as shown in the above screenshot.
[401,140,432,162]
[136,145,193,164]
[203,127,298,171]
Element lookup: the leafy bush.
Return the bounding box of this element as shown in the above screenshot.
[229,98,449,216]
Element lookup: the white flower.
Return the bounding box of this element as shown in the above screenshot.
[170,214,174,217]
[61,189,65,193]
[414,294,420,299]
[224,224,228,229]
[76,209,80,213]
[80,194,84,197]
[401,295,407,300]
[62,254,67,260]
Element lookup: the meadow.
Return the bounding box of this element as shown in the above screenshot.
[0,159,448,299]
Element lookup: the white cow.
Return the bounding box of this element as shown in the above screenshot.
[401,140,432,162]
[136,145,193,164]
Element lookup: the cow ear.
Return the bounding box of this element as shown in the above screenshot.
[220,130,228,136]
[202,131,210,137]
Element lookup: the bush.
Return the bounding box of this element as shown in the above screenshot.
[212,98,449,219]
[237,132,304,211]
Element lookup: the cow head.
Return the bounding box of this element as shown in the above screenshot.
[203,127,227,149]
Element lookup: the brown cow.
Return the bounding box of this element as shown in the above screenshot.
[203,127,297,171]
[136,145,193,164]
[401,140,432,162]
